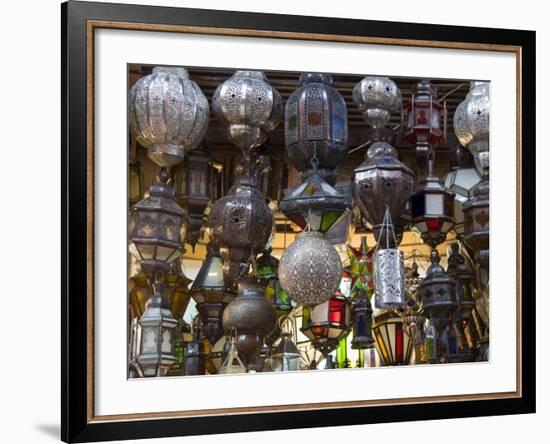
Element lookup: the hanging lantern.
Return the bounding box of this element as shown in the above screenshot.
[219,330,247,374]
[351,289,375,349]
[301,291,351,357]
[285,73,348,185]
[447,243,475,321]
[208,153,274,290]
[373,208,406,309]
[272,316,302,372]
[419,250,458,336]
[410,159,455,249]
[129,66,209,167]
[190,247,236,345]
[279,231,343,307]
[444,145,481,237]
[403,79,446,162]
[462,180,489,263]
[347,237,374,294]
[403,313,426,364]
[280,174,352,233]
[212,70,282,151]
[129,160,144,205]
[136,277,178,377]
[372,310,412,366]
[222,277,277,366]
[424,319,440,364]
[352,76,402,142]
[130,168,186,278]
[454,82,490,178]
[256,249,292,317]
[172,145,213,250]
[352,142,415,243]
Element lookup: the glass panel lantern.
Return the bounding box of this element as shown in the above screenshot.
[351,289,375,349]
[272,317,302,372]
[280,174,352,233]
[372,310,412,366]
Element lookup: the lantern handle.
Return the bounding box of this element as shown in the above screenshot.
[278,314,296,338]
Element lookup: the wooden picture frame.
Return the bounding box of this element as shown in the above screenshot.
[62,1,535,442]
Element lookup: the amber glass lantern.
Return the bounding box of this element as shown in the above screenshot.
[372,310,412,365]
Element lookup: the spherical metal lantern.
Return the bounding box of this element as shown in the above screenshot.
[280,174,352,233]
[419,250,458,334]
[454,82,490,177]
[129,66,209,168]
[222,277,277,365]
[352,141,415,242]
[410,175,455,249]
[130,172,186,278]
[212,70,282,151]
[285,73,348,185]
[352,76,401,140]
[279,231,343,307]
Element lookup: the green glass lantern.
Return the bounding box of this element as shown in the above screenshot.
[372,310,412,366]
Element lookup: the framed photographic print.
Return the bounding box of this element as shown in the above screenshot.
[61,0,536,442]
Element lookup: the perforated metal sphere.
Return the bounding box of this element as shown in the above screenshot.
[129,66,209,167]
[352,76,402,129]
[212,70,282,150]
[279,231,342,307]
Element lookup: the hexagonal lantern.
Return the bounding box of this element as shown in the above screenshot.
[462,179,489,258]
[351,289,375,350]
[130,169,186,278]
[446,243,475,322]
[372,310,413,366]
[280,174,352,233]
[285,73,348,185]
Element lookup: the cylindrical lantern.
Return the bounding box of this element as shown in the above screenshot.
[285,73,348,185]
[373,248,406,309]
[212,70,282,151]
[129,66,209,167]
[222,277,277,366]
[279,231,343,307]
[372,310,412,366]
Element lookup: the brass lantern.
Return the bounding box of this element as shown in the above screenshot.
[300,291,351,359]
[403,79,446,162]
[130,169,186,277]
[285,73,348,185]
[190,247,236,345]
[372,310,413,366]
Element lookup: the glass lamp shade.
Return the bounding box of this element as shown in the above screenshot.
[136,287,179,377]
[285,73,348,185]
[403,79,445,147]
[280,174,352,233]
[372,310,413,366]
[411,176,455,249]
[129,66,209,168]
[130,179,186,270]
[272,332,302,372]
[300,291,351,356]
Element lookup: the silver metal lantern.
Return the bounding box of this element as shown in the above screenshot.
[129,66,209,167]
[212,70,282,151]
[352,76,401,141]
[454,82,490,177]
[285,73,348,185]
[279,231,342,307]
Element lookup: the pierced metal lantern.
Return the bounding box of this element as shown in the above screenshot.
[410,173,455,249]
[208,153,274,290]
[172,146,212,250]
[285,73,348,185]
[190,248,236,345]
[419,250,457,335]
[222,277,277,366]
[373,248,406,309]
[279,231,343,307]
[352,141,415,243]
[444,145,481,237]
[301,291,351,357]
[447,243,475,321]
[403,79,446,160]
[136,279,179,377]
[212,70,282,151]
[372,310,412,366]
[130,170,186,278]
[462,179,489,257]
[129,66,209,167]
[351,289,375,349]
[454,82,490,177]
[352,76,401,141]
[280,174,352,233]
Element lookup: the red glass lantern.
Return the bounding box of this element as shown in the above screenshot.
[372,310,413,365]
